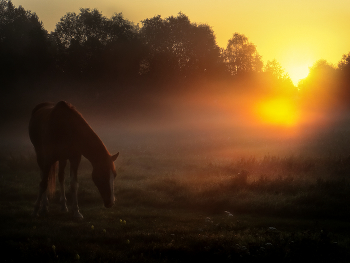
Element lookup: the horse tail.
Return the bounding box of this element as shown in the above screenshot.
[47,161,57,199]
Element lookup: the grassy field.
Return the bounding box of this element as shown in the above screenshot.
[1,151,350,262]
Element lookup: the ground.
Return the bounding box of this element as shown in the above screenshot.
[1,151,350,262]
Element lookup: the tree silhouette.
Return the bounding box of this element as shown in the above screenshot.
[224,33,263,75]
[338,53,350,72]
[337,53,350,105]
[299,59,337,89]
[54,9,109,48]
[140,13,222,81]
[104,13,144,81]
[52,8,142,80]
[264,59,294,90]
[298,59,341,111]
[0,0,52,82]
[264,59,285,79]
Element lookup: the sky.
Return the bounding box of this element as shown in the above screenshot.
[11,0,350,85]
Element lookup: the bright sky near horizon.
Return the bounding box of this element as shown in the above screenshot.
[11,0,350,85]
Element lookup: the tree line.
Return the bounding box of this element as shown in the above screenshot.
[1,0,350,113]
[0,1,292,86]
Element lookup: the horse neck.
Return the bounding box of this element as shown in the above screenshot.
[73,117,110,166]
[81,133,109,166]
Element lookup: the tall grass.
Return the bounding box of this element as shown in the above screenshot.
[1,152,350,262]
[113,153,350,219]
[2,152,350,218]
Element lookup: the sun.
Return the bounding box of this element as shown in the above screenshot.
[286,64,310,86]
[278,44,315,86]
[255,97,299,127]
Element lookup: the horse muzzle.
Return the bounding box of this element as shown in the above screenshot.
[104,196,115,208]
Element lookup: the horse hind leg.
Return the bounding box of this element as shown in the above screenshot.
[40,191,49,215]
[32,170,49,217]
[70,155,83,219]
[32,183,44,217]
[58,160,68,212]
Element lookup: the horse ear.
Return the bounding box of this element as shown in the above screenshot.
[111,152,119,162]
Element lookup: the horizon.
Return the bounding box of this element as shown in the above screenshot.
[10,0,350,86]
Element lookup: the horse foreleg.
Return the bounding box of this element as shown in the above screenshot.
[40,192,49,215]
[32,189,44,217]
[58,160,68,212]
[70,156,83,219]
[32,170,49,217]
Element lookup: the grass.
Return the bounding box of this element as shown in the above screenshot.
[1,151,350,262]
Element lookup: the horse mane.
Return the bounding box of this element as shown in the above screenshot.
[56,101,90,121]
[31,102,53,115]
[54,101,77,113]
[53,101,92,131]
[52,101,110,161]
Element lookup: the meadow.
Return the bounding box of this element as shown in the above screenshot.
[1,148,350,263]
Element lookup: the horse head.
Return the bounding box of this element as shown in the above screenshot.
[92,152,119,208]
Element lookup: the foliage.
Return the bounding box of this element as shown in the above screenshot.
[338,52,350,72]
[0,0,52,82]
[52,8,142,80]
[264,59,292,84]
[260,59,295,96]
[140,13,223,80]
[224,33,263,75]
[298,59,346,112]
[1,1,294,92]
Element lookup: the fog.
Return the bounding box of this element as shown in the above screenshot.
[4,81,350,162]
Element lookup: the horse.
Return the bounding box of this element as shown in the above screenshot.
[29,101,119,219]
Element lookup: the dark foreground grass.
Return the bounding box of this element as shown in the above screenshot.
[1,152,350,262]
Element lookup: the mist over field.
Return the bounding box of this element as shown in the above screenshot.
[2,80,350,160]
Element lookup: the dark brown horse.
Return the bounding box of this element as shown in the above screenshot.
[29,101,119,218]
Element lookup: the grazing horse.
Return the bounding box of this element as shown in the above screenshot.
[29,101,119,218]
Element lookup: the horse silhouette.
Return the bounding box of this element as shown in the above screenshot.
[29,101,119,218]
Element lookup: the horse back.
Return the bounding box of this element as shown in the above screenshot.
[29,101,78,156]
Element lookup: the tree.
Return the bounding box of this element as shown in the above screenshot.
[298,59,340,110]
[140,13,222,80]
[264,59,294,88]
[337,53,350,103]
[302,56,350,111]
[54,9,108,48]
[264,59,284,78]
[224,33,263,75]
[103,13,144,80]
[300,59,337,89]
[52,8,141,80]
[338,53,350,73]
[0,0,52,81]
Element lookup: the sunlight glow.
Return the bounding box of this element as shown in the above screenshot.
[255,97,299,127]
[287,64,310,86]
[278,44,315,87]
